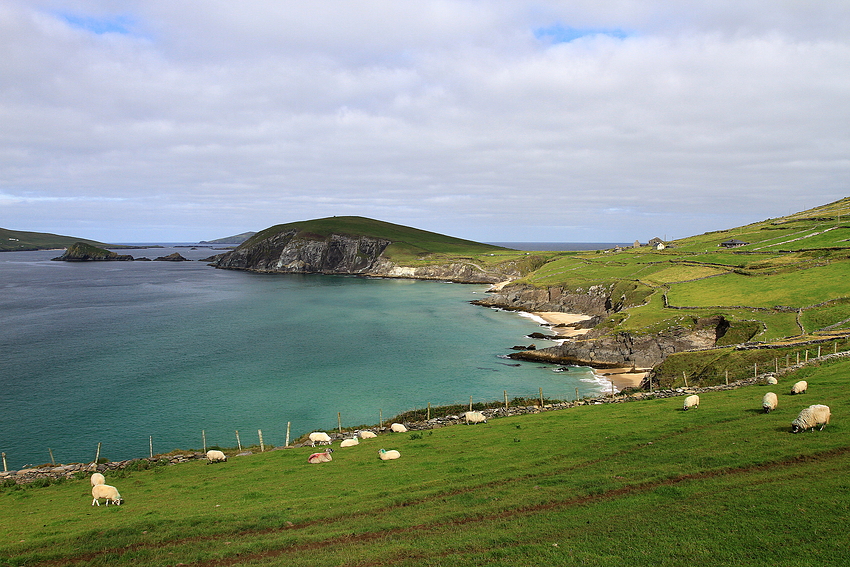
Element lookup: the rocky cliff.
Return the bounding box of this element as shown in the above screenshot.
[471,283,614,315]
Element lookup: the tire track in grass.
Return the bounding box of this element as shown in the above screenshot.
[30,445,850,567]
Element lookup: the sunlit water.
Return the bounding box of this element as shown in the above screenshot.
[0,247,609,469]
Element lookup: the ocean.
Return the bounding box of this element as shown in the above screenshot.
[0,246,609,470]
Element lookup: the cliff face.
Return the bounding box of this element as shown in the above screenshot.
[213,231,393,275]
[510,327,721,369]
[471,283,614,315]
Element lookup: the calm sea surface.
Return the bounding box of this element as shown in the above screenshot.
[0,246,608,469]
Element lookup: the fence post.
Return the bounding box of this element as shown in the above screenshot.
[427,402,431,421]
[338,412,342,434]
[469,396,473,411]
[1,452,6,472]
[539,387,543,407]
[286,422,291,447]
[380,409,383,429]
[818,346,821,358]
[682,371,688,388]
[805,350,809,362]
[94,442,101,465]
[754,363,757,378]
[202,430,207,453]
[575,387,579,400]
[49,448,55,465]
[235,430,242,451]
[725,369,729,385]
[258,429,264,452]
[504,390,508,410]
[149,436,153,458]
[775,358,778,373]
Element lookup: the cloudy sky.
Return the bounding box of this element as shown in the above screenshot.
[2,1,849,243]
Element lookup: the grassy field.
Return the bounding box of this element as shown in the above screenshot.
[0,228,109,252]
[2,357,848,566]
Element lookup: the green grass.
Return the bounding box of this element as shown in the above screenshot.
[0,228,109,252]
[3,358,849,566]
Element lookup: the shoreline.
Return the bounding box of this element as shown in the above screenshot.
[527,311,648,392]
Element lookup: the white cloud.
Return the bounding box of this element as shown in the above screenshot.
[1,0,848,242]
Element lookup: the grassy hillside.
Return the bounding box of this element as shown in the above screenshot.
[0,228,108,252]
[244,216,510,260]
[2,358,848,566]
[514,198,850,349]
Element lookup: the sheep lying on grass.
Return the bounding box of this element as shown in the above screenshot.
[309,432,332,446]
[378,449,400,460]
[464,411,487,424]
[766,376,778,385]
[91,484,123,506]
[791,380,808,395]
[791,404,831,433]
[90,473,105,486]
[307,448,333,463]
[683,395,700,410]
[339,437,359,448]
[390,423,407,433]
[206,450,227,463]
[762,392,778,413]
[358,430,377,439]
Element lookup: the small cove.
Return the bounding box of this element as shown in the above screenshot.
[0,247,608,469]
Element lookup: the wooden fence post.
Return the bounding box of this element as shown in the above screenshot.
[504,390,508,410]
[539,387,544,407]
[286,422,291,447]
[818,346,821,358]
[682,372,688,388]
[49,448,55,466]
[380,409,383,429]
[235,430,242,451]
[575,387,580,400]
[427,402,431,421]
[202,430,207,453]
[94,442,101,464]
[2,452,6,472]
[149,436,153,458]
[258,429,264,452]
[337,412,342,434]
[469,396,473,411]
[725,369,729,385]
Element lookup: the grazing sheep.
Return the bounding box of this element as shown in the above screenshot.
[358,430,377,439]
[791,404,831,433]
[464,411,487,424]
[307,448,333,463]
[206,450,227,463]
[378,449,400,460]
[390,423,407,433]
[791,380,808,395]
[762,392,778,413]
[683,394,700,411]
[90,473,105,486]
[308,432,332,447]
[766,376,778,385]
[339,437,359,448]
[91,484,123,506]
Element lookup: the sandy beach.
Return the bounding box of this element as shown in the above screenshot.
[531,311,648,391]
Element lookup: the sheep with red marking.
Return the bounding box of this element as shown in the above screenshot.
[307,448,333,463]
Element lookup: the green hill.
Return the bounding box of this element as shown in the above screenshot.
[0,227,109,252]
[1,355,847,565]
[243,215,508,259]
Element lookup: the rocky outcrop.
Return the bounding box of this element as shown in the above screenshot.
[154,252,190,261]
[212,231,392,275]
[366,258,508,284]
[52,242,133,261]
[510,316,730,369]
[472,283,614,315]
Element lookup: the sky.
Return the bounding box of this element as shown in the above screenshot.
[2,1,849,244]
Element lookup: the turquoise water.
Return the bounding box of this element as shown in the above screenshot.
[0,247,606,469]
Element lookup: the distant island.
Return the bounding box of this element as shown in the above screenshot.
[199,231,257,245]
[0,227,114,252]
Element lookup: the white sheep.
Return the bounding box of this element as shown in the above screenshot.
[90,472,105,486]
[358,430,377,439]
[766,376,778,385]
[791,404,831,433]
[378,449,400,460]
[791,380,808,395]
[91,484,123,506]
[307,448,333,463]
[309,432,332,446]
[206,450,227,463]
[762,392,778,413]
[683,394,700,410]
[390,423,407,433]
[464,411,487,424]
[339,437,359,448]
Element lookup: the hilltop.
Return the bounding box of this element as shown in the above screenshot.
[0,227,110,252]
